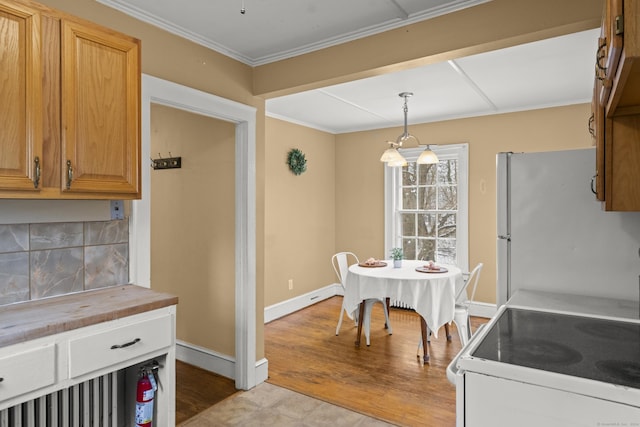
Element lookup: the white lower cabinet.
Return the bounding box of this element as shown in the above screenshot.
[69,314,172,379]
[465,372,640,427]
[0,344,56,403]
[0,306,176,426]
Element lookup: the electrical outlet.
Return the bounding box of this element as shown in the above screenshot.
[288,279,293,290]
[110,200,124,220]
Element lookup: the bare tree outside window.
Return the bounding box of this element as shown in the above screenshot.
[399,160,458,264]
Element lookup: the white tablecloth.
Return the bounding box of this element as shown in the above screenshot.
[344,260,463,338]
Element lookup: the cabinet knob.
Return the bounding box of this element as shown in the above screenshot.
[66,160,73,189]
[33,157,41,189]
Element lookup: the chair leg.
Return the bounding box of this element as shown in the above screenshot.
[335,307,345,336]
[337,301,361,336]
[381,300,392,335]
[453,311,470,346]
[454,318,469,346]
[363,302,373,346]
[444,323,452,341]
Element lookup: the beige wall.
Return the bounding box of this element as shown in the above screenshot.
[335,104,593,304]
[150,105,236,355]
[264,118,337,306]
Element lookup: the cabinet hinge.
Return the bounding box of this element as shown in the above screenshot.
[615,15,624,35]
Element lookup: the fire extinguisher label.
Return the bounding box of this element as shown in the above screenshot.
[135,400,154,424]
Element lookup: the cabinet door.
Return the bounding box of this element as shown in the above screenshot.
[0,1,42,191]
[606,115,640,211]
[60,19,140,197]
[598,0,623,104]
[593,77,606,202]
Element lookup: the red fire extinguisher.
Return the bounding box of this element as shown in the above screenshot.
[135,368,155,427]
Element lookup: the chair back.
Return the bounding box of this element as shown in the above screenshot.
[332,252,359,289]
[455,263,483,305]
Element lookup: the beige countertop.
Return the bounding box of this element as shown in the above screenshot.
[0,285,178,347]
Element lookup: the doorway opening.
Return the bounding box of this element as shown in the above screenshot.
[131,75,257,390]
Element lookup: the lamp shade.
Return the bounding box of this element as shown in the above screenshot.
[417,148,439,164]
[387,158,407,167]
[380,147,405,163]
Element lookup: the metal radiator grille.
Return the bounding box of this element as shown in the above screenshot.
[390,300,414,310]
[0,372,120,427]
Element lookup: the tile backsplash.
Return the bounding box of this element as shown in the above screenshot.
[0,220,129,306]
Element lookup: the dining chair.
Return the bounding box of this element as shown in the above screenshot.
[332,252,392,345]
[451,262,483,345]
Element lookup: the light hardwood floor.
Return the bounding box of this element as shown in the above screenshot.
[176,296,487,426]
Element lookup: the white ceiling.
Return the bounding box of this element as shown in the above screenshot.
[267,28,599,133]
[97,0,492,65]
[97,0,599,134]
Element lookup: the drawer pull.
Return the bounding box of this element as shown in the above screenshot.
[110,338,141,349]
[33,157,41,189]
[66,160,73,189]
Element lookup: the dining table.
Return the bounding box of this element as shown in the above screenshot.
[344,259,463,362]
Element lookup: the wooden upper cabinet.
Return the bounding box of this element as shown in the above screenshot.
[593,0,640,211]
[0,0,141,199]
[0,1,42,191]
[597,0,623,104]
[60,20,141,196]
[607,0,640,115]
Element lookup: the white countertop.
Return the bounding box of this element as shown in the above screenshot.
[508,289,640,321]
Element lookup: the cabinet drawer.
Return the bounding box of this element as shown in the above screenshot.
[0,344,55,402]
[69,315,172,378]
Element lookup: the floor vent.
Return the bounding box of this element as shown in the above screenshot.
[0,372,121,427]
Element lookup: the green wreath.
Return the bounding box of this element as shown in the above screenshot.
[287,148,307,175]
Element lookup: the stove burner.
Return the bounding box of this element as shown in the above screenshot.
[575,321,640,341]
[501,338,583,367]
[595,360,640,389]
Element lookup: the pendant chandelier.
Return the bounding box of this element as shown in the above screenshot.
[380,92,438,167]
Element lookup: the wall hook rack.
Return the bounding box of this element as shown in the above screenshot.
[151,153,181,170]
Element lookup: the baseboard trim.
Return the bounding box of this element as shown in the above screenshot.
[264,283,341,323]
[469,301,496,318]
[176,340,268,388]
[176,340,235,379]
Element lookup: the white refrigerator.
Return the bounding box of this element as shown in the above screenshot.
[496,148,640,306]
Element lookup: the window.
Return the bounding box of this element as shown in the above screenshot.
[384,144,469,271]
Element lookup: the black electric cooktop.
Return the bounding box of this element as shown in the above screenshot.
[472,308,640,389]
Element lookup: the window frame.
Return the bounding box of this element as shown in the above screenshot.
[384,143,469,272]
